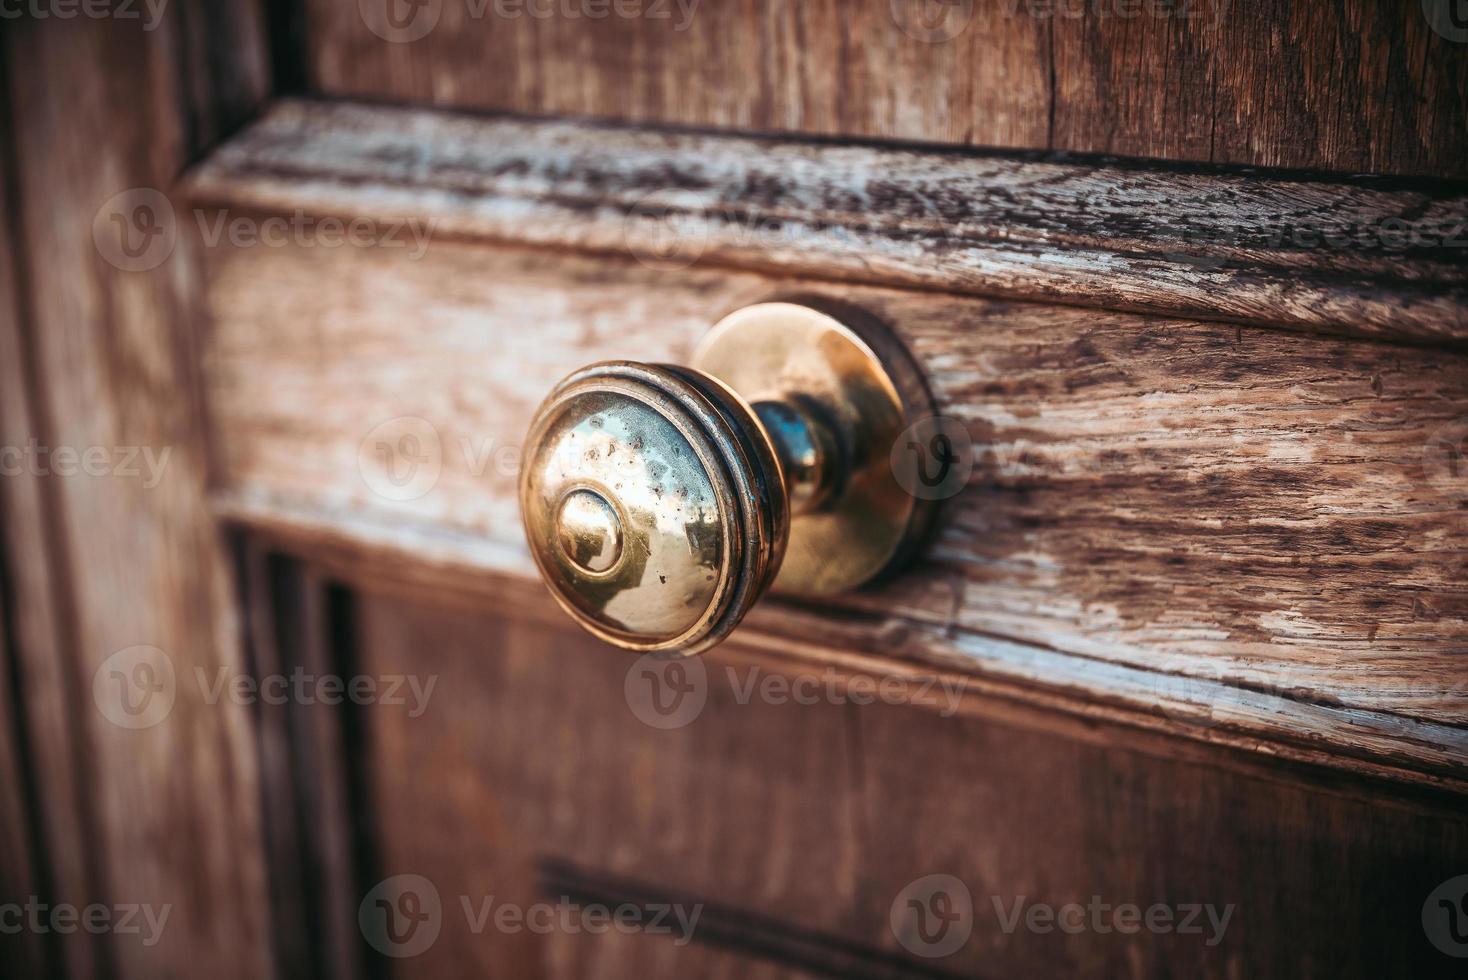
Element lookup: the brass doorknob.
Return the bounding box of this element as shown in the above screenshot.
[519,301,936,655]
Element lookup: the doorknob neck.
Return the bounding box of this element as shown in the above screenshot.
[751,398,840,516]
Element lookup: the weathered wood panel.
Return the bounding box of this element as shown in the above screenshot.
[0,83,45,980]
[184,100,1468,344]
[303,0,1468,178]
[0,43,105,980]
[1,11,273,980]
[193,235,1468,786]
[347,594,1468,978]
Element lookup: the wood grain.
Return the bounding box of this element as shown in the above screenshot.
[192,235,1468,786]
[0,498,44,970]
[1,11,273,980]
[348,594,1468,978]
[0,121,44,980]
[183,99,1468,344]
[0,38,105,980]
[302,0,1468,178]
[1050,0,1466,178]
[0,80,44,980]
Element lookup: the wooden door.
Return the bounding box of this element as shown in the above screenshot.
[2,3,1466,978]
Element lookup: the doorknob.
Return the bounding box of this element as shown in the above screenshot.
[519,300,937,655]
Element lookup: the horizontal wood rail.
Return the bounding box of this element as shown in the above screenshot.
[183,99,1468,345]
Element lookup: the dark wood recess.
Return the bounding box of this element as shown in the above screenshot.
[299,0,1468,179]
[189,231,1468,790]
[184,100,1468,344]
[237,544,372,980]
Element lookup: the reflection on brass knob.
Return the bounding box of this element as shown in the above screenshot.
[520,300,936,656]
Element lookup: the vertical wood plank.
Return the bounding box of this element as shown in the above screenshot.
[0,7,272,979]
[0,52,105,980]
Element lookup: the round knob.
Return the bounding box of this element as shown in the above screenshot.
[520,361,788,655]
[520,301,937,656]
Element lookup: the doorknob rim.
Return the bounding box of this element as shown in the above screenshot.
[519,359,787,656]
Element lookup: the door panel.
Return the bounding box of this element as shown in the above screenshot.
[342,588,1467,978]
[3,3,1467,978]
[173,88,1468,976]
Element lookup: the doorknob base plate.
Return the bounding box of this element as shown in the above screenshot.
[693,300,938,596]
